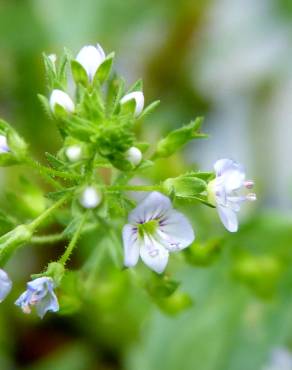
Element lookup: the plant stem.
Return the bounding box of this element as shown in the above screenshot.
[107,184,163,192]
[59,212,87,266]
[28,195,69,232]
[31,223,99,245]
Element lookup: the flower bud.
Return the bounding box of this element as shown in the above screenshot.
[76,44,106,81]
[0,269,12,302]
[125,147,142,166]
[48,54,57,64]
[65,145,82,162]
[49,89,75,114]
[79,186,102,209]
[0,135,9,153]
[120,91,144,117]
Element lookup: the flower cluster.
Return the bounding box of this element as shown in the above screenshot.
[0,42,256,318]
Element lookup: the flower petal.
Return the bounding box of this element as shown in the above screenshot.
[120,91,144,117]
[217,205,238,232]
[157,210,195,251]
[122,224,140,267]
[0,269,12,302]
[76,45,106,81]
[214,159,245,191]
[140,235,169,274]
[36,290,59,319]
[49,89,75,113]
[128,192,172,224]
[214,158,235,176]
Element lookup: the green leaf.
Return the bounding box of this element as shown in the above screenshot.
[127,78,143,93]
[45,152,66,170]
[153,117,207,158]
[139,100,160,120]
[71,60,88,86]
[94,52,115,84]
[38,94,54,119]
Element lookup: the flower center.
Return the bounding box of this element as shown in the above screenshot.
[138,219,159,238]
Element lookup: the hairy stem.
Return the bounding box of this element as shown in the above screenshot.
[59,212,87,266]
[108,184,163,192]
[28,195,69,232]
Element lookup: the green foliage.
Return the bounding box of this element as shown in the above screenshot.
[153,117,207,158]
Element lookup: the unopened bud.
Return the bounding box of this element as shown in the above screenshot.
[79,187,102,209]
[125,147,142,166]
[120,91,144,117]
[49,89,75,114]
[65,145,82,162]
[0,135,9,153]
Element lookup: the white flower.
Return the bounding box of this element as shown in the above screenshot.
[122,192,195,273]
[0,269,12,302]
[76,44,106,81]
[0,135,9,153]
[15,277,59,319]
[120,91,144,117]
[65,145,82,162]
[263,348,292,370]
[125,147,142,166]
[79,186,102,209]
[207,158,256,232]
[49,89,75,113]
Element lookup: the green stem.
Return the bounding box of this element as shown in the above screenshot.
[59,212,87,266]
[31,223,99,245]
[25,158,81,181]
[28,195,69,232]
[107,184,163,192]
[31,233,66,244]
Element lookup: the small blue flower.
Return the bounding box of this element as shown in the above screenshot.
[0,269,12,302]
[15,277,59,318]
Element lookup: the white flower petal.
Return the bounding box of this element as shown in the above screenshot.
[120,91,144,117]
[157,210,195,251]
[214,158,235,176]
[140,235,169,274]
[217,205,238,232]
[49,89,75,113]
[128,191,172,224]
[122,224,140,267]
[76,45,106,81]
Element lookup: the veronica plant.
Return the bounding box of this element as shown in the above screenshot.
[0,43,256,317]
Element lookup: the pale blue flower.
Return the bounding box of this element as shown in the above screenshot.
[263,348,292,370]
[15,277,59,318]
[207,158,256,232]
[123,192,195,274]
[0,135,9,153]
[0,269,12,302]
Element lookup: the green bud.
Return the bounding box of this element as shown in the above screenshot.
[163,173,207,198]
[184,239,223,266]
[0,224,33,264]
[157,291,193,315]
[0,119,28,166]
[233,254,282,298]
[146,275,180,299]
[153,117,207,158]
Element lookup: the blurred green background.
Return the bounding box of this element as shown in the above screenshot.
[1,0,292,369]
